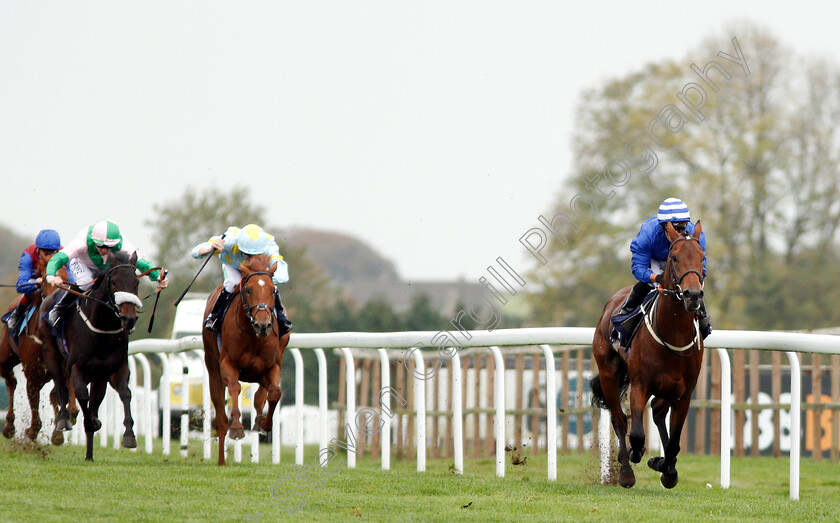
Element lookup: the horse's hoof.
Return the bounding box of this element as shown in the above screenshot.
[69,411,79,424]
[647,456,666,472]
[91,419,102,432]
[25,428,38,441]
[229,427,246,440]
[3,423,16,439]
[122,435,137,449]
[56,419,73,432]
[51,431,65,446]
[660,470,678,489]
[629,447,646,464]
[618,466,636,489]
[85,456,94,462]
[252,416,264,432]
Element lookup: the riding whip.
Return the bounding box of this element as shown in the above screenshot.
[147,269,168,333]
[174,233,225,307]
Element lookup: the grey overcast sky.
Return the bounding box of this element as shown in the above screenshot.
[2,2,838,282]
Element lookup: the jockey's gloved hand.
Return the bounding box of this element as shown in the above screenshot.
[649,273,663,284]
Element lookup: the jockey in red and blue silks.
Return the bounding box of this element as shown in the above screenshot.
[611,198,711,347]
[2,229,63,335]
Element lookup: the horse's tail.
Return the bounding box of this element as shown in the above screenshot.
[590,366,629,410]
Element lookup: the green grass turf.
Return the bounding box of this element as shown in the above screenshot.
[1,437,838,522]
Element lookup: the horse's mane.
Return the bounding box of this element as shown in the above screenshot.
[89,250,134,292]
[242,254,271,272]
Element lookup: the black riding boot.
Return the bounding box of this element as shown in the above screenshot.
[48,290,77,328]
[4,298,28,335]
[611,281,653,348]
[274,293,293,336]
[205,289,234,332]
[698,304,712,339]
[618,281,652,317]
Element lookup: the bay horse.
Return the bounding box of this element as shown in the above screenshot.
[203,254,290,466]
[0,253,78,444]
[39,250,152,461]
[591,221,705,489]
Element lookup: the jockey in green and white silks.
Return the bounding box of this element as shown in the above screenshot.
[191,224,291,333]
[45,219,169,327]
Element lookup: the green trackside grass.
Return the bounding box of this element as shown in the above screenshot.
[1,437,838,522]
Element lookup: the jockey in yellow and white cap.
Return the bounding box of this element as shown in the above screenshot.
[191,224,290,333]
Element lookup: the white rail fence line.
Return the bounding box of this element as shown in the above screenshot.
[7,328,838,500]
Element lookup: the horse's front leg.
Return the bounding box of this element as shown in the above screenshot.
[648,397,690,488]
[252,385,268,433]
[110,364,136,449]
[220,357,245,440]
[41,336,72,431]
[259,364,282,433]
[85,381,107,462]
[628,384,650,464]
[1,368,17,439]
[23,367,44,441]
[650,397,670,449]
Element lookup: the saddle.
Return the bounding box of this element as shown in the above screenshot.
[610,290,658,350]
[1,305,36,348]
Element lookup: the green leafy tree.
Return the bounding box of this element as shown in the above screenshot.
[527,25,840,330]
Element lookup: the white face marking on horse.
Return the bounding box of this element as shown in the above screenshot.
[258,279,265,287]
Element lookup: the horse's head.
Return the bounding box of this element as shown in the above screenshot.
[663,221,705,313]
[239,254,277,338]
[101,251,142,333]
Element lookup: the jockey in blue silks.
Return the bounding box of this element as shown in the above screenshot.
[2,229,62,335]
[610,198,712,348]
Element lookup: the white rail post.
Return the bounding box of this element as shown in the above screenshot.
[411,347,426,472]
[314,348,328,466]
[539,345,556,481]
[489,346,505,478]
[99,380,109,448]
[339,348,356,469]
[451,348,464,475]
[127,356,138,452]
[290,348,304,465]
[249,384,259,463]
[234,384,244,463]
[786,351,801,501]
[157,352,171,456]
[174,353,190,458]
[133,354,154,454]
[196,350,211,461]
[377,348,391,471]
[716,348,731,489]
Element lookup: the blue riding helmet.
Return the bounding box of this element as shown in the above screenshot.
[35,229,61,250]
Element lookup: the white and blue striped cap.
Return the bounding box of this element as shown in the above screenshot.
[657,198,691,223]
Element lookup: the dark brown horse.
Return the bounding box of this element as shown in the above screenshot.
[40,250,151,461]
[591,221,705,489]
[0,253,78,444]
[203,254,290,465]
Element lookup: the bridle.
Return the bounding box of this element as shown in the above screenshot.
[643,234,705,354]
[659,236,705,302]
[238,271,277,334]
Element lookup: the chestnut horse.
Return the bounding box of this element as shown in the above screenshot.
[0,253,78,444]
[40,250,150,461]
[591,221,705,489]
[203,254,290,466]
